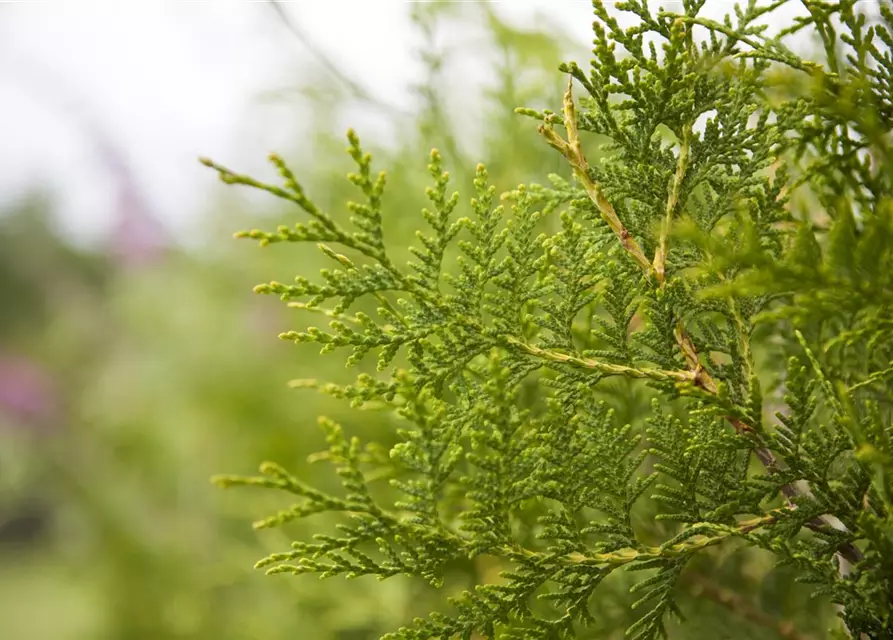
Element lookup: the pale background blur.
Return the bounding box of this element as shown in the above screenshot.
[0,4,607,638]
[0,1,594,246]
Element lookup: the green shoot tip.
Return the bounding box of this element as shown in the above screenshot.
[287,379,319,388]
[210,474,238,488]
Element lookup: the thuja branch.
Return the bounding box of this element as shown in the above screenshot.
[208,3,893,636]
[539,78,865,571]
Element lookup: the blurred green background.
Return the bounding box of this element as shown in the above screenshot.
[0,4,575,638]
[0,3,839,639]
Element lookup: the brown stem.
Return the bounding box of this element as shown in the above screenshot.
[683,570,815,640]
[505,338,696,383]
[506,512,781,568]
[537,79,655,275]
[654,123,691,284]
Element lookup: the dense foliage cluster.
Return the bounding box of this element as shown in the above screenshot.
[207,1,893,637]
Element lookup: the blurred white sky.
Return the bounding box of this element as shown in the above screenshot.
[0,1,594,247]
[0,1,808,248]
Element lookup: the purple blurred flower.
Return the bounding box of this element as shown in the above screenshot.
[0,354,60,430]
[108,187,169,268]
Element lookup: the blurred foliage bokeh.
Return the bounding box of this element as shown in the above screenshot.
[0,6,574,639]
[0,4,840,639]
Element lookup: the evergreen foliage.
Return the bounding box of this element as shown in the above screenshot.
[207,1,893,637]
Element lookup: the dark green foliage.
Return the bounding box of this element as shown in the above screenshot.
[208,1,893,638]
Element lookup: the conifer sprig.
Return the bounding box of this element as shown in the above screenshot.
[207,1,893,637]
